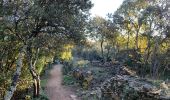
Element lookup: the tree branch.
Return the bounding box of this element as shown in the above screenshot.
[4,45,26,100]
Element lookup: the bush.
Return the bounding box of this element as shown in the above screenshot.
[63,61,74,75]
[63,75,76,85]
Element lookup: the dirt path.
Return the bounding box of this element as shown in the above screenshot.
[46,64,79,100]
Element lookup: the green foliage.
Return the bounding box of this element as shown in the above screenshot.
[1,0,170,99]
[122,85,139,100]
[63,75,76,85]
[1,0,93,99]
[32,94,49,100]
[76,60,89,68]
[151,80,164,87]
[105,0,170,78]
[39,84,49,99]
[36,57,46,75]
[36,56,53,75]
[60,44,74,61]
[63,61,74,75]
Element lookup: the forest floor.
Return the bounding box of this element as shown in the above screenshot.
[46,64,79,100]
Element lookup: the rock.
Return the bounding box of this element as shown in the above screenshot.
[98,75,170,100]
[70,94,77,100]
[72,68,93,89]
[160,82,169,89]
[142,84,153,92]
[151,89,161,95]
[122,66,136,76]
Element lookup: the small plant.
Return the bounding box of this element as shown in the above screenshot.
[63,75,76,85]
[63,62,74,75]
[76,60,89,68]
[25,95,31,100]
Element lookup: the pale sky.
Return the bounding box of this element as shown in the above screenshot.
[90,0,124,18]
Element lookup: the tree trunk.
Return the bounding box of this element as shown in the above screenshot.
[143,21,153,77]
[127,30,130,50]
[37,76,40,97]
[33,48,40,97]
[101,39,104,63]
[4,46,26,100]
[151,38,160,79]
[26,46,40,98]
[106,44,111,61]
[135,28,139,50]
[31,73,40,98]
[142,33,152,77]
[29,64,40,98]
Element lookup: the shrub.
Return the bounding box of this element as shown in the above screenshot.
[63,75,76,85]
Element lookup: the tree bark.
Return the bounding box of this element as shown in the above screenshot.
[143,21,153,77]
[26,46,40,98]
[29,69,40,98]
[151,38,160,79]
[127,30,130,50]
[31,73,40,98]
[101,39,104,63]
[142,38,151,77]
[106,43,111,61]
[135,28,140,50]
[4,46,26,100]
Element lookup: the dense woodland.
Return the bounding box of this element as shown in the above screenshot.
[0,0,170,100]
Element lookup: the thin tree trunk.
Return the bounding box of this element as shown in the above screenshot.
[151,38,159,79]
[127,30,130,50]
[31,73,40,98]
[142,34,152,77]
[26,46,40,98]
[101,39,104,63]
[135,28,140,50]
[29,62,40,98]
[116,42,120,54]
[36,76,40,97]
[4,46,26,100]
[106,48,111,61]
[143,21,153,77]
[106,44,111,61]
[0,50,6,72]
